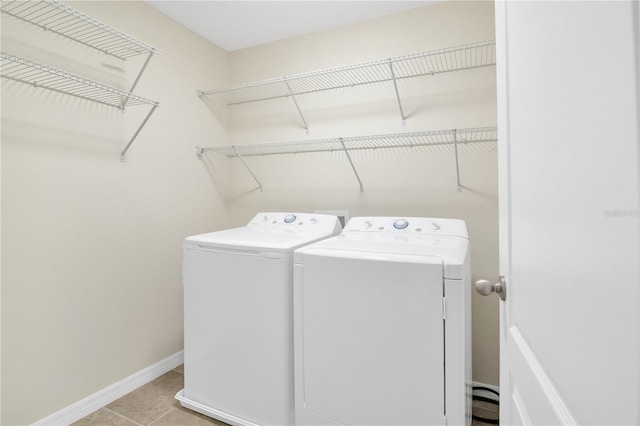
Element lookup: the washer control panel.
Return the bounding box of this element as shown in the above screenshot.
[248,212,342,234]
[393,219,409,230]
[343,217,468,238]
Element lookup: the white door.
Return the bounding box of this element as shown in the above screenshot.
[495,1,639,424]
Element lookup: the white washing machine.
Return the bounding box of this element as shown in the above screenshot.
[293,217,471,426]
[176,212,342,426]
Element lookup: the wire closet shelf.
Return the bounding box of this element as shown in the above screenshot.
[197,40,495,129]
[0,51,159,160]
[0,52,156,108]
[1,0,161,103]
[198,40,496,105]
[0,0,158,60]
[197,126,498,192]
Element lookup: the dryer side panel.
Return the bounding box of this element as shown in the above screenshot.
[295,253,445,426]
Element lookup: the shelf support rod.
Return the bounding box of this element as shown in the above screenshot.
[284,79,309,133]
[121,51,154,109]
[120,104,158,162]
[233,145,263,192]
[388,59,406,126]
[339,138,364,192]
[453,129,462,192]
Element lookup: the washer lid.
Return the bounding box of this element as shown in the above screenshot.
[295,230,469,279]
[185,212,341,253]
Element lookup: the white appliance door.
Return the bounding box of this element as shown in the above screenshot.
[296,251,445,425]
[183,246,294,426]
[496,1,640,424]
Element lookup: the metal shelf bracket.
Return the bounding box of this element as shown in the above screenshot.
[339,138,364,192]
[388,59,407,126]
[233,146,263,192]
[120,104,159,161]
[122,51,155,110]
[453,129,462,192]
[284,79,309,133]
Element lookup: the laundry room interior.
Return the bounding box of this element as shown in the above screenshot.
[3,0,497,425]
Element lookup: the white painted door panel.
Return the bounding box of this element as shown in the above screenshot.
[496,1,639,425]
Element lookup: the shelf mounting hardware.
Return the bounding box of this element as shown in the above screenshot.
[120,104,159,161]
[453,129,462,192]
[339,138,364,192]
[284,79,309,133]
[122,51,155,109]
[388,59,407,126]
[233,146,263,192]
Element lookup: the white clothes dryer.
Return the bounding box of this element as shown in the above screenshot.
[176,212,342,426]
[293,217,471,426]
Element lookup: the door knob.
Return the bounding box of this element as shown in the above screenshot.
[474,276,507,301]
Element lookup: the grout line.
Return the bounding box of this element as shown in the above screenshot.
[102,407,145,426]
[147,407,177,426]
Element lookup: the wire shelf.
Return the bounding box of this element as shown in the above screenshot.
[197,126,497,192]
[1,51,158,109]
[199,40,496,105]
[1,0,159,60]
[1,51,159,161]
[200,127,497,158]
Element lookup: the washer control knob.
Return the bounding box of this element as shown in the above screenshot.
[284,214,297,224]
[393,219,409,230]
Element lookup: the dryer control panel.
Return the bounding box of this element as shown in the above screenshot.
[248,212,342,235]
[343,217,468,239]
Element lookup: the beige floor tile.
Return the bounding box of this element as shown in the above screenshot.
[106,371,184,425]
[150,403,229,426]
[71,408,140,426]
[173,364,184,374]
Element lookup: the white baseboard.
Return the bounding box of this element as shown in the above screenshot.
[33,351,184,426]
[472,381,500,402]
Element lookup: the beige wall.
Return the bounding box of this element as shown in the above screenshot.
[222,0,500,386]
[1,2,229,424]
[2,1,499,424]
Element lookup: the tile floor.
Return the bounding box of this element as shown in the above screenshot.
[73,365,499,425]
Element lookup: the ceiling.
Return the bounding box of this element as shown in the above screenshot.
[145,1,435,52]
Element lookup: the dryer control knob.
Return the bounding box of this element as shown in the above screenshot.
[393,219,409,229]
[284,214,297,224]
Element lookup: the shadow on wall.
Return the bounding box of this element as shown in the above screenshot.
[1,117,124,159]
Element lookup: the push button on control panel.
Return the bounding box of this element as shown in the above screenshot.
[284,214,297,224]
[393,218,409,230]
